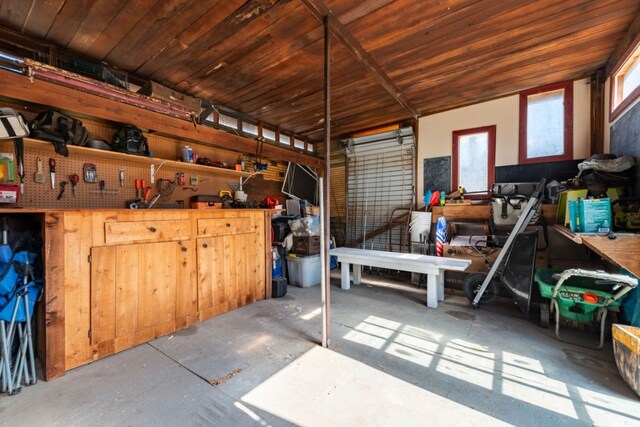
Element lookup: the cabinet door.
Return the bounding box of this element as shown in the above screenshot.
[197,231,263,321]
[90,240,195,355]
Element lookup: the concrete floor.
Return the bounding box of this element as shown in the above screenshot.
[2,272,640,426]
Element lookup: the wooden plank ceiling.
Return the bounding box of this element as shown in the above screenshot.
[0,0,638,142]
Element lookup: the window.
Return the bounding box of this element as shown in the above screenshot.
[611,38,640,120]
[263,128,276,141]
[279,134,290,145]
[519,81,573,164]
[218,113,238,129]
[452,126,496,198]
[242,121,258,136]
[294,138,305,149]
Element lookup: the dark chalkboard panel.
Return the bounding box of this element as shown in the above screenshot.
[423,156,451,194]
[495,159,583,183]
[611,101,640,157]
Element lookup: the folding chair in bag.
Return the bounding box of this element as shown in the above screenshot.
[0,251,42,395]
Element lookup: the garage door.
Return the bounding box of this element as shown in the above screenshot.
[343,127,415,252]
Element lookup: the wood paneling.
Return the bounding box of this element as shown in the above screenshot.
[1,0,638,149]
[49,209,268,378]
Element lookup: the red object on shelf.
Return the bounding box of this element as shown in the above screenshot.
[264,196,279,209]
[0,184,19,203]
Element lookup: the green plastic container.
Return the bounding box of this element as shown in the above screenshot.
[535,268,623,323]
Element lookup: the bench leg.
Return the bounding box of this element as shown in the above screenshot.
[426,274,438,308]
[437,272,445,301]
[352,264,362,285]
[341,262,351,290]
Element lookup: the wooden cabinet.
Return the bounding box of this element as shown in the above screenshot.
[90,240,196,356]
[196,213,267,321]
[104,220,190,244]
[36,209,270,380]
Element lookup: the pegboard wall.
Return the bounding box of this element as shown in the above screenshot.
[1,100,289,209]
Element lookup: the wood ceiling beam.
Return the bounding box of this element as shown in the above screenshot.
[300,0,420,119]
[0,68,323,168]
[605,9,640,76]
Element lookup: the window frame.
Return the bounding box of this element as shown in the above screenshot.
[452,125,496,199]
[610,36,640,122]
[518,81,573,165]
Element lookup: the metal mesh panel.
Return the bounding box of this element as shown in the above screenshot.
[344,128,415,252]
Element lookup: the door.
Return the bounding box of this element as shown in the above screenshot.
[197,232,263,321]
[344,127,415,252]
[90,240,195,351]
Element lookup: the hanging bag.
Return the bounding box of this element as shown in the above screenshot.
[30,110,93,157]
[112,125,149,156]
[0,108,29,140]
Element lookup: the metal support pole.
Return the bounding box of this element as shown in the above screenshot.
[319,178,327,347]
[322,14,331,347]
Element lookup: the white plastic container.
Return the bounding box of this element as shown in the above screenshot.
[409,211,432,243]
[286,254,321,287]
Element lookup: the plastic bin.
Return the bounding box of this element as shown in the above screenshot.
[286,254,321,287]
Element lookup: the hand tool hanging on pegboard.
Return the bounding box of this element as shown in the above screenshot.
[13,138,24,194]
[253,136,267,171]
[49,158,56,190]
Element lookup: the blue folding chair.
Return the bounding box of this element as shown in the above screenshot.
[0,251,41,396]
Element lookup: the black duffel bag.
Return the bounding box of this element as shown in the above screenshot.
[112,125,149,156]
[30,110,93,157]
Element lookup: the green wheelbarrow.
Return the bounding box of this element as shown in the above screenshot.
[535,268,638,349]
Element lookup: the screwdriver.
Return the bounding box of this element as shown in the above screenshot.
[99,180,105,198]
[135,179,141,198]
[69,173,79,197]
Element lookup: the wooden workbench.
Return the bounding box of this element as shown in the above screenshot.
[554,225,640,278]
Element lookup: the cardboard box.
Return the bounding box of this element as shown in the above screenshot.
[138,81,201,112]
[578,198,612,233]
[442,244,500,273]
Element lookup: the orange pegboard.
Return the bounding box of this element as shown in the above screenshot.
[4,142,238,209]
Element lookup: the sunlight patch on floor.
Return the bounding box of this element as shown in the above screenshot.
[339,314,640,423]
[577,387,640,426]
[501,376,577,418]
[242,346,510,427]
[502,351,545,374]
[300,307,322,320]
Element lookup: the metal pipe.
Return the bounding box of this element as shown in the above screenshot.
[319,178,327,347]
[322,14,331,347]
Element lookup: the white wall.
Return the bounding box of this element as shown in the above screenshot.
[417,79,592,206]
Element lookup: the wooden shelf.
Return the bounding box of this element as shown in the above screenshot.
[13,138,252,179]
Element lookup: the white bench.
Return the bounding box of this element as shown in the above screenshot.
[329,247,471,308]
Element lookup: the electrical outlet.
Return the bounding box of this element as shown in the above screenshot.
[190,175,198,185]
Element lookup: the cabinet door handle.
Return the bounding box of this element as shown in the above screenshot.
[202,243,208,248]
[181,247,188,253]
[226,223,231,227]
[148,226,157,233]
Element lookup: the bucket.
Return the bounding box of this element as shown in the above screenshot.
[409,211,432,243]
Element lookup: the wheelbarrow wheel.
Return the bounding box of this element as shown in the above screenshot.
[463,273,498,305]
[539,303,550,328]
